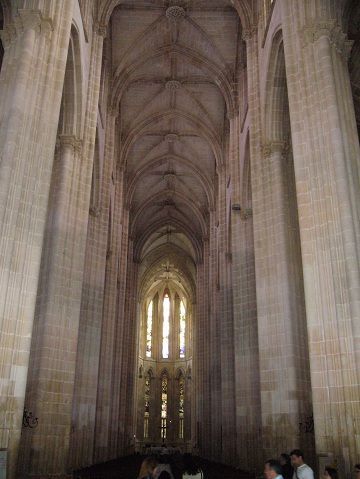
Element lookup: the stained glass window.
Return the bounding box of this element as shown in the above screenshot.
[144,373,151,438]
[162,294,170,359]
[179,300,186,358]
[161,374,168,439]
[179,376,185,439]
[146,300,153,358]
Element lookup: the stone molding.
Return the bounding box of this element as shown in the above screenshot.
[302,20,353,60]
[57,135,83,154]
[0,9,53,47]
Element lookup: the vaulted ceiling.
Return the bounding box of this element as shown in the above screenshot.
[107,1,245,299]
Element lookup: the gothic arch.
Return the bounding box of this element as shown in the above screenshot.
[0,2,4,73]
[97,0,252,36]
[264,29,290,143]
[58,25,83,138]
[175,368,186,381]
[134,217,203,265]
[241,131,252,210]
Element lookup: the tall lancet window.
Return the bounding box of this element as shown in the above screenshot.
[146,300,153,358]
[179,300,186,358]
[144,372,151,438]
[161,374,168,439]
[179,375,185,439]
[162,293,170,359]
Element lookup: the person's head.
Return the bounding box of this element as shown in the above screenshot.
[264,460,283,479]
[290,450,305,468]
[138,456,158,479]
[183,453,201,475]
[280,454,291,466]
[354,464,360,479]
[324,467,338,479]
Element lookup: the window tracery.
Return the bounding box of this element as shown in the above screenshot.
[144,372,151,438]
[161,374,168,440]
[162,293,170,359]
[179,375,185,439]
[179,300,186,358]
[146,300,153,358]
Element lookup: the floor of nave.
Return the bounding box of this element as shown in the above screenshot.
[75,454,254,479]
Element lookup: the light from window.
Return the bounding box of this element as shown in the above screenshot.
[146,301,153,358]
[161,375,168,439]
[162,294,170,359]
[179,300,186,358]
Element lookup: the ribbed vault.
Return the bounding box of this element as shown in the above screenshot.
[102,1,244,299]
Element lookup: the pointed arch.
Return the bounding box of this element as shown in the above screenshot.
[264,29,290,143]
[58,24,83,138]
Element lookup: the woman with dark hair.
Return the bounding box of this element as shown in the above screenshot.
[279,453,293,479]
[182,453,203,479]
[324,467,338,479]
[138,457,159,479]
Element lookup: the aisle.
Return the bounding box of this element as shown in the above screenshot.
[75,454,254,479]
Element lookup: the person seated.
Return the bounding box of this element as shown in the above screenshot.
[182,453,203,479]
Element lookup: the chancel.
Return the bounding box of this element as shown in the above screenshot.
[0,1,359,478]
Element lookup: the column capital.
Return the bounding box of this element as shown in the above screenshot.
[1,9,53,47]
[262,140,289,158]
[240,207,253,221]
[89,205,102,217]
[302,20,353,60]
[57,135,83,153]
[242,25,257,42]
[94,21,107,38]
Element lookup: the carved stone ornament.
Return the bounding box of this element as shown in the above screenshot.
[241,207,253,221]
[242,25,257,42]
[302,20,353,60]
[165,80,182,91]
[2,9,53,46]
[166,6,186,21]
[58,135,83,153]
[261,141,288,159]
[165,133,179,143]
[89,205,102,217]
[94,21,107,38]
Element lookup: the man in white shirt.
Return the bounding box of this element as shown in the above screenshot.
[264,459,284,479]
[290,449,314,479]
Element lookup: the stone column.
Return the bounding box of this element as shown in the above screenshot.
[281,0,360,470]
[69,110,118,471]
[217,166,237,466]
[17,23,105,477]
[245,25,313,461]
[229,113,261,472]
[94,172,130,462]
[0,4,73,478]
